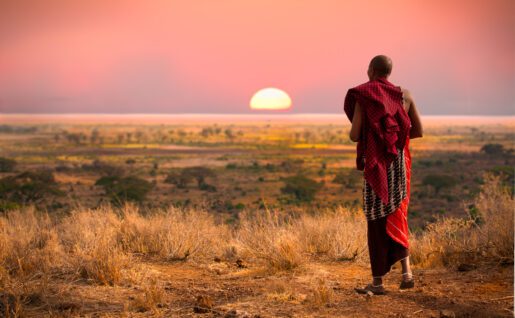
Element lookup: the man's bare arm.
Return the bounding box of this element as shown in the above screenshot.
[405,90,423,138]
[349,101,362,142]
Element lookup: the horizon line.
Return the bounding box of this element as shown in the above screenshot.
[1,113,514,117]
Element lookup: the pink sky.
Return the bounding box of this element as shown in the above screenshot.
[0,0,513,114]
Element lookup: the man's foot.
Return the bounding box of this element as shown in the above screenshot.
[354,283,386,295]
[399,272,415,290]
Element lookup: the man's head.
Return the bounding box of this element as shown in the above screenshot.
[367,55,393,80]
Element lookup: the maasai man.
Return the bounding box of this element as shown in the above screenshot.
[344,55,423,295]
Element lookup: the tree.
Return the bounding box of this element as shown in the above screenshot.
[480,143,505,155]
[281,174,323,202]
[181,167,215,189]
[0,170,62,204]
[224,128,235,142]
[422,175,457,195]
[95,175,153,204]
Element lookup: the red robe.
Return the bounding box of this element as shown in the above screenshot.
[344,77,411,249]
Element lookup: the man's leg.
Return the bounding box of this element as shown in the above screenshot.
[400,256,412,280]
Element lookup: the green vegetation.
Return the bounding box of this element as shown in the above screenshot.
[422,174,457,195]
[0,157,16,172]
[480,143,505,155]
[0,170,62,208]
[95,175,153,204]
[281,174,323,202]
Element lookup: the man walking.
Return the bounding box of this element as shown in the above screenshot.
[344,55,423,294]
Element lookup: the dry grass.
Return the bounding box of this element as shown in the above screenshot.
[236,207,368,272]
[129,277,165,314]
[0,174,512,315]
[474,174,514,262]
[294,207,367,262]
[411,174,514,268]
[118,205,231,261]
[305,277,335,308]
[236,209,305,272]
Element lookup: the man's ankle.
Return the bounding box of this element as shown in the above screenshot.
[402,272,413,281]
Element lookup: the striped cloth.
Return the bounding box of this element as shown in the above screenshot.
[362,146,408,221]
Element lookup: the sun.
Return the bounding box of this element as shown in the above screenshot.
[250,88,292,110]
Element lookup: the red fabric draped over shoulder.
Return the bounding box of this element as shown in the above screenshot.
[344,77,411,205]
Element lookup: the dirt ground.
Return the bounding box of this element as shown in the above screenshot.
[22,259,513,318]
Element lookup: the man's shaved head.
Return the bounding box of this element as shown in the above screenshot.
[368,55,393,78]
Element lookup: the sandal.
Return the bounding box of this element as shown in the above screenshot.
[354,283,386,295]
[399,272,415,290]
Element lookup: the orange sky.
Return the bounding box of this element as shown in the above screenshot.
[0,0,513,114]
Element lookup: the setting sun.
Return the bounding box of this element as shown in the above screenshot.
[249,88,292,110]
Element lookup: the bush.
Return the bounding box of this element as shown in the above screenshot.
[0,170,62,205]
[82,160,124,176]
[95,176,153,204]
[281,174,322,202]
[422,174,457,195]
[480,143,505,155]
[332,169,361,189]
[0,157,16,172]
[180,167,215,189]
[411,174,514,268]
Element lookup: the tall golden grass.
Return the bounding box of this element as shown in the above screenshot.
[410,174,514,267]
[0,174,512,316]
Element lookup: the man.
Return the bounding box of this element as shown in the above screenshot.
[344,55,423,295]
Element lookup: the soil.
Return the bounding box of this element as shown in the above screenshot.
[23,259,513,317]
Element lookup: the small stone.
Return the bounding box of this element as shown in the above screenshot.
[214,256,222,262]
[224,309,252,318]
[440,309,455,318]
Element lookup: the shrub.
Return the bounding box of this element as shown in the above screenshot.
[95,176,153,204]
[81,160,124,176]
[480,143,505,155]
[411,174,514,268]
[0,157,16,172]
[0,170,62,205]
[180,167,215,189]
[422,174,456,195]
[281,174,322,202]
[332,169,362,189]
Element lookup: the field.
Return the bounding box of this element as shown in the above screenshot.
[0,114,513,317]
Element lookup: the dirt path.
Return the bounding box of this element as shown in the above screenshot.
[25,260,513,317]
